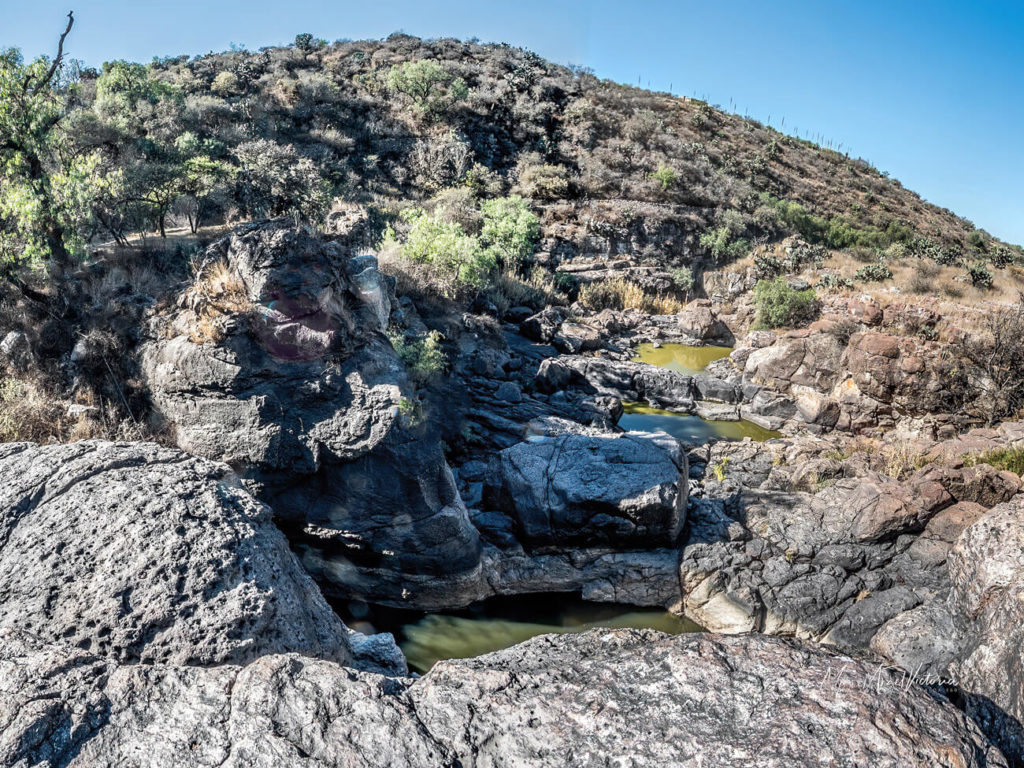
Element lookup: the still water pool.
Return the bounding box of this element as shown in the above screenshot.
[633,343,732,375]
[619,402,782,443]
[337,594,702,673]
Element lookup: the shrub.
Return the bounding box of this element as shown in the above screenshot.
[517,160,570,199]
[399,208,496,296]
[388,329,447,385]
[946,297,1024,424]
[853,262,893,282]
[700,226,750,263]
[670,266,694,294]
[753,278,819,329]
[964,447,1024,476]
[753,253,783,279]
[211,71,241,96]
[907,271,934,294]
[816,274,854,291]
[826,317,860,345]
[967,262,994,289]
[479,195,539,271]
[651,165,677,191]
[989,245,1014,268]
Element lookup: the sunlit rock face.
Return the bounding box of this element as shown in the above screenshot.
[142,219,482,608]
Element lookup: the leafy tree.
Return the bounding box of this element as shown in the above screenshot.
[0,13,83,273]
[94,60,180,129]
[233,139,331,223]
[479,195,539,272]
[386,60,467,118]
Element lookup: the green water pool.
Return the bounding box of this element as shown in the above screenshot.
[633,342,733,375]
[338,594,702,673]
[619,402,781,443]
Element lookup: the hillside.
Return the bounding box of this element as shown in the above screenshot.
[5,32,1016,269]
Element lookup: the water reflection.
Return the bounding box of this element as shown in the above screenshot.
[633,343,732,374]
[337,594,702,673]
[620,402,781,443]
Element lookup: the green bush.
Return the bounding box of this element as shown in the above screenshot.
[964,447,1024,476]
[388,329,448,384]
[854,262,893,282]
[479,195,539,271]
[700,226,750,263]
[670,266,694,293]
[651,165,677,191]
[753,278,819,329]
[399,208,496,295]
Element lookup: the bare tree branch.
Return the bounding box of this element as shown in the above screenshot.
[28,11,75,95]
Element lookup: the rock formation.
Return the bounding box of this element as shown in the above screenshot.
[0,629,1006,768]
[141,221,484,608]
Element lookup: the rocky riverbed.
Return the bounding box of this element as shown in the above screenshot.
[1,219,1022,765]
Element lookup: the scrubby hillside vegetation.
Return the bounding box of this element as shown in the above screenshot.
[2,23,1023,438]
[4,28,1021,271]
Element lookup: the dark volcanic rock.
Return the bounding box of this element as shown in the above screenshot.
[142,221,482,608]
[0,629,1005,768]
[0,441,352,666]
[493,430,687,547]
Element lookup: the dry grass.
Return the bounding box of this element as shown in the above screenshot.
[0,377,66,443]
[488,268,569,314]
[0,375,155,444]
[181,259,253,344]
[577,278,685,315]
[837,435,930,480]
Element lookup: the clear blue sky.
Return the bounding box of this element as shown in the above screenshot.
[4,0,1022,244]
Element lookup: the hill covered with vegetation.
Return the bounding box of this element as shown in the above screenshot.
[2,25,1019,291]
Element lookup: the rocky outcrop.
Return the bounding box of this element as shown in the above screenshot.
[493,430,687,546]
[0,628,1005,768]
[0,441,353,666]
[724,326,960,433]
[141,221,483,608]
[678,432,1020,649]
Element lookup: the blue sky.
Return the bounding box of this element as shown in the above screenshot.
[5,0,1022,244]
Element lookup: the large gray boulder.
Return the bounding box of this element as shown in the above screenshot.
[0,629,1005,767]
[0,441,351,666]
[141,221,482,608]
[948,498,1024,762]
[494,431,687,547]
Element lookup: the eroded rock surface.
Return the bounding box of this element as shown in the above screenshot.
[0,629,1005,768]
[0,441,352,666]
[142,221,483,608]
